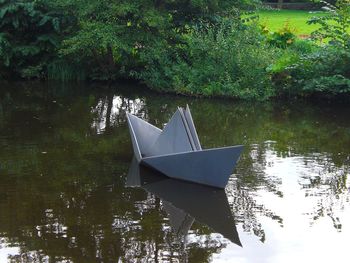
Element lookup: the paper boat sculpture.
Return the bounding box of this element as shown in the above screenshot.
[126,105,243,189]
[126,158,242,246]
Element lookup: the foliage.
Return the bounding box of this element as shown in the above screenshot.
[269,1,350,97]
[264,23,297,48]
[139,21,278,100]
[0,0,72,79]
[0,0,257,81]
[273,46,350,96]
[268,38,317,77]
[308,0,350,48]
[268,50,300,75]
[51,0,254,80]
[1,0,350,100]
[47,60,86,81]
[53,0,154,80]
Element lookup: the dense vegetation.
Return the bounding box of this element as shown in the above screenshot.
[1,0,350,100]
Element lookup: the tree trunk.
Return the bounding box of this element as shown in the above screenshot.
[106,44,116,78]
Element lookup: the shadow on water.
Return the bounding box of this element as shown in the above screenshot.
[0,81,349,262]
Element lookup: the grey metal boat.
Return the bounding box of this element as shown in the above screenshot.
[126,105,243,189]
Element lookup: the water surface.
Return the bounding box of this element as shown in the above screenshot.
[0,82,349,262]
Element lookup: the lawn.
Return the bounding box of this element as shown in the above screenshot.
[256,10,326,36]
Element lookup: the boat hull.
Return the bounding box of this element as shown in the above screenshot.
[141,145,243,189]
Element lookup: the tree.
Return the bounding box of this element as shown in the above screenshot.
[52,0,254,80]
[0,0,72,79]
[309,0,350,48]
[0,0,258,80]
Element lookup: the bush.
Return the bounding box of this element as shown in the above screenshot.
[264,23,297,49]
[270,1,350,98]
[138,22,278,100]
[0,0,72,79]
[272,46,350,96]
[308,0,350,48]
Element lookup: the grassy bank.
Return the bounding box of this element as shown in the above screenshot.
[257,10,326,36]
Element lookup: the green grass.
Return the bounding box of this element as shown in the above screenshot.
[257,10,326,36]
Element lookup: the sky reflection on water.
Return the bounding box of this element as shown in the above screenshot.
[219,149,350,263]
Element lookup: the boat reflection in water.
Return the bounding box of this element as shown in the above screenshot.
[126,158,242,246]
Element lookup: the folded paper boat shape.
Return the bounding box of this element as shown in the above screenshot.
[126,105,243,188]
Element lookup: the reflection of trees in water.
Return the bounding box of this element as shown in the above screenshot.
[91,94,147,134]
[0,83,224,262]
[1,179,226,262]
[1,82,350,261]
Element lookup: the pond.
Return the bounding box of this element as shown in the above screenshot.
[0,81,349,262]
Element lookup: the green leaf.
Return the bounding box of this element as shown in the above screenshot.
[38,15,51,26]
[52,17,60,32]
[0,7,8,19]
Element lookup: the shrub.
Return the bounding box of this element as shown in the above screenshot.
[270,1,350,97]
[47,60,86,81]
[265,23,297,49]
[138,21,278,100]
[273,46,350,96]
[308,0,350,48]
[0,0,72,79]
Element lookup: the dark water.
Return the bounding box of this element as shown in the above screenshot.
[0,82,349,263]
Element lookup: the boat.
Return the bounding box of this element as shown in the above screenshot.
[126,105,243,189]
